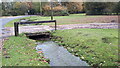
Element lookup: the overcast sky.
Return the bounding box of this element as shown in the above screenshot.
[0,0,120,2]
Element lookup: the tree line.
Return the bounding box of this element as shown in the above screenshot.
[1,2,120,16]
[85,2,120,15]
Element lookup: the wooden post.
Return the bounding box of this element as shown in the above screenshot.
[14,22,19,36]
[51,1,53,20]
[55,20,57,30]
[39,0,42,15]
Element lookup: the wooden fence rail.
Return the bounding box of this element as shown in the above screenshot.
[14,20,57,36]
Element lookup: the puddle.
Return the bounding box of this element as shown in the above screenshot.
[36,41,89,66]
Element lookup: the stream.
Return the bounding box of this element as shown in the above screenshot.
[36,41,89,66]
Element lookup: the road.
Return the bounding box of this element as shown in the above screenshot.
[0,15,31,28]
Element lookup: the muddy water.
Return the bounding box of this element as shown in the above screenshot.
[36,41,89,66]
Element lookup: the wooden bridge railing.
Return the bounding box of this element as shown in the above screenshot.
[14,20,57,36]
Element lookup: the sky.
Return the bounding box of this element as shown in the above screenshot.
[0,0,120,2]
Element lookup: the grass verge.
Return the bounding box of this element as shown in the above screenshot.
[51,29,119,67]
[2,34,50,66]
[5,14,105,27]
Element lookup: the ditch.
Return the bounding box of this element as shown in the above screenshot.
[25,32,89,66]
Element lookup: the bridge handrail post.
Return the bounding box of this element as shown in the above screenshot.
[14,22,19,36]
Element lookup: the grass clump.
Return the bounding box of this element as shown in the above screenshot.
[2,34,50,66]
[51,29,119,67]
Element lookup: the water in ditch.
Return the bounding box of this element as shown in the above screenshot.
[36,41,89,66]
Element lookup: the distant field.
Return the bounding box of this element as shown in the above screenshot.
[51,29,119,67]
[5,14,118,27]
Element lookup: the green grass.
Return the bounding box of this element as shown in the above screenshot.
[5,19,20,27]
[2,34,50,66]
[51,29,119,67]
[5,14,103,27]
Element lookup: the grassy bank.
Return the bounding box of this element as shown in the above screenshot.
[4,14,110,27]
[51,29,119,67]
[2,34,49,66]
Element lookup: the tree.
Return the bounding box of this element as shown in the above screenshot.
[0,3,2,16]
[32,2,41,14]
[2,2,14,16]
[61,2,84,14]
[42,2,69,16]
[84,2,107,15]
[113,2,120,15]
[102,2,117,15]
[13,2,29,15]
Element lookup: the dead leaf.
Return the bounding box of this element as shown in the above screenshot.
[37,51,43,53]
